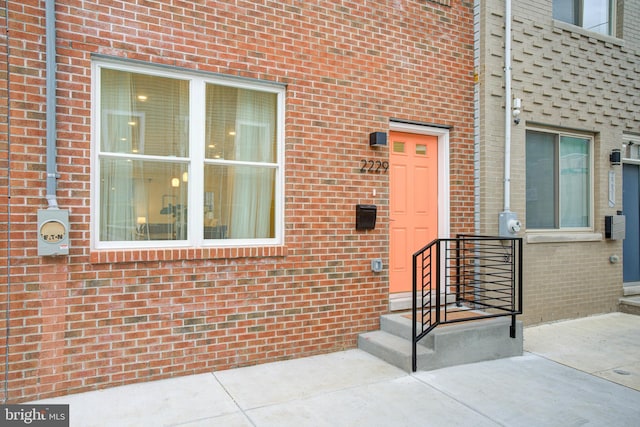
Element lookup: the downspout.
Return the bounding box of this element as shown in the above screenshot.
[46,0,59,209]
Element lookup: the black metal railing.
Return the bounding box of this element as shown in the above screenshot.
[411,235,523,371]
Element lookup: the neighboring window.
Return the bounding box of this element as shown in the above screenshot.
[553,0,615,36]
[623,135,640,161]
[526,130,592,230]
[94,61,284,248]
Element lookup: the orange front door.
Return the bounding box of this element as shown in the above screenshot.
[389,131,438,293]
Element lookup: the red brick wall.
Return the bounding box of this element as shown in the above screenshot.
[0,0,475,402]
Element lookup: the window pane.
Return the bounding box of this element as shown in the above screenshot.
[205,85,276,163]
[553,0,613,35]
[101,68,189,157]
[583,0,611,34]
[100,158,188,241]
[560,136,590,227]
[553,0,577,24]
[526,131,556,229]
[204,164,275,239]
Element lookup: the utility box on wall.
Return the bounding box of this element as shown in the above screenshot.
[38,209,70,256]
[605,215,625,240]
[355,204,377,230]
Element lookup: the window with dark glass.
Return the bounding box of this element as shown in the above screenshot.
[526,130,592,229]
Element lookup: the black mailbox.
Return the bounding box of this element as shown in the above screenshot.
[356,204,377,230]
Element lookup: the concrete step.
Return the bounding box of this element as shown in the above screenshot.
[388,292,458,312]
[358,312,523,372]
[379,312,415,341]
[358,330,433,372]
[623,285,640,296]
[619,295,640,315]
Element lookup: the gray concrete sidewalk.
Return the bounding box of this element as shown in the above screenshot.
[524,311,640,391]
[34,312,640,426]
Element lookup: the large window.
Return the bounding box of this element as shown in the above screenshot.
[93,61,284,249]
[553,0,615,36]
[526,130,592,230]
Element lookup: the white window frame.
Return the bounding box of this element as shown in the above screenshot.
[91,58,285,250]
[525,128,595,234]
[553,0,617,36]
[623,134,640,163]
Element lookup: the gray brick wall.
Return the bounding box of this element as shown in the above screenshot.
[478,0,639,324]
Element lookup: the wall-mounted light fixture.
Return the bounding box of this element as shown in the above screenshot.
[610,148,621,166]
[369,132,387,147]
[171,177,180,188]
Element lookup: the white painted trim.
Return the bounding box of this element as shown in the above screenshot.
[623,133,640,163]
[526,232,602,243]
[389,122,451,239]
[91,59,286,250]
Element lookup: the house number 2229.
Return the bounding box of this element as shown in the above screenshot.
[360,159,389,173]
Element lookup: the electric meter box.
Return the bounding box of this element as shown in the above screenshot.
[605,214,625,240]
[38,209,70,256]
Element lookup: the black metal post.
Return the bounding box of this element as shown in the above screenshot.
[412,252,417,372]
[455,237,462,306]
[435,242,441,327]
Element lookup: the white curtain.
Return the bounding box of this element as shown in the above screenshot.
[100,70,136,241]
[229,90,275,238]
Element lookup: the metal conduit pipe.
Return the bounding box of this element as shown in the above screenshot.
[45,0,59,209]
[503,0,512,213]
[3,0,11,404]
[498,0,521,237]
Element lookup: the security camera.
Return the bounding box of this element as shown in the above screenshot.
[514,117,520,125]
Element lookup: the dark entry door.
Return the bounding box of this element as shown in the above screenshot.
[623,163,640,284]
